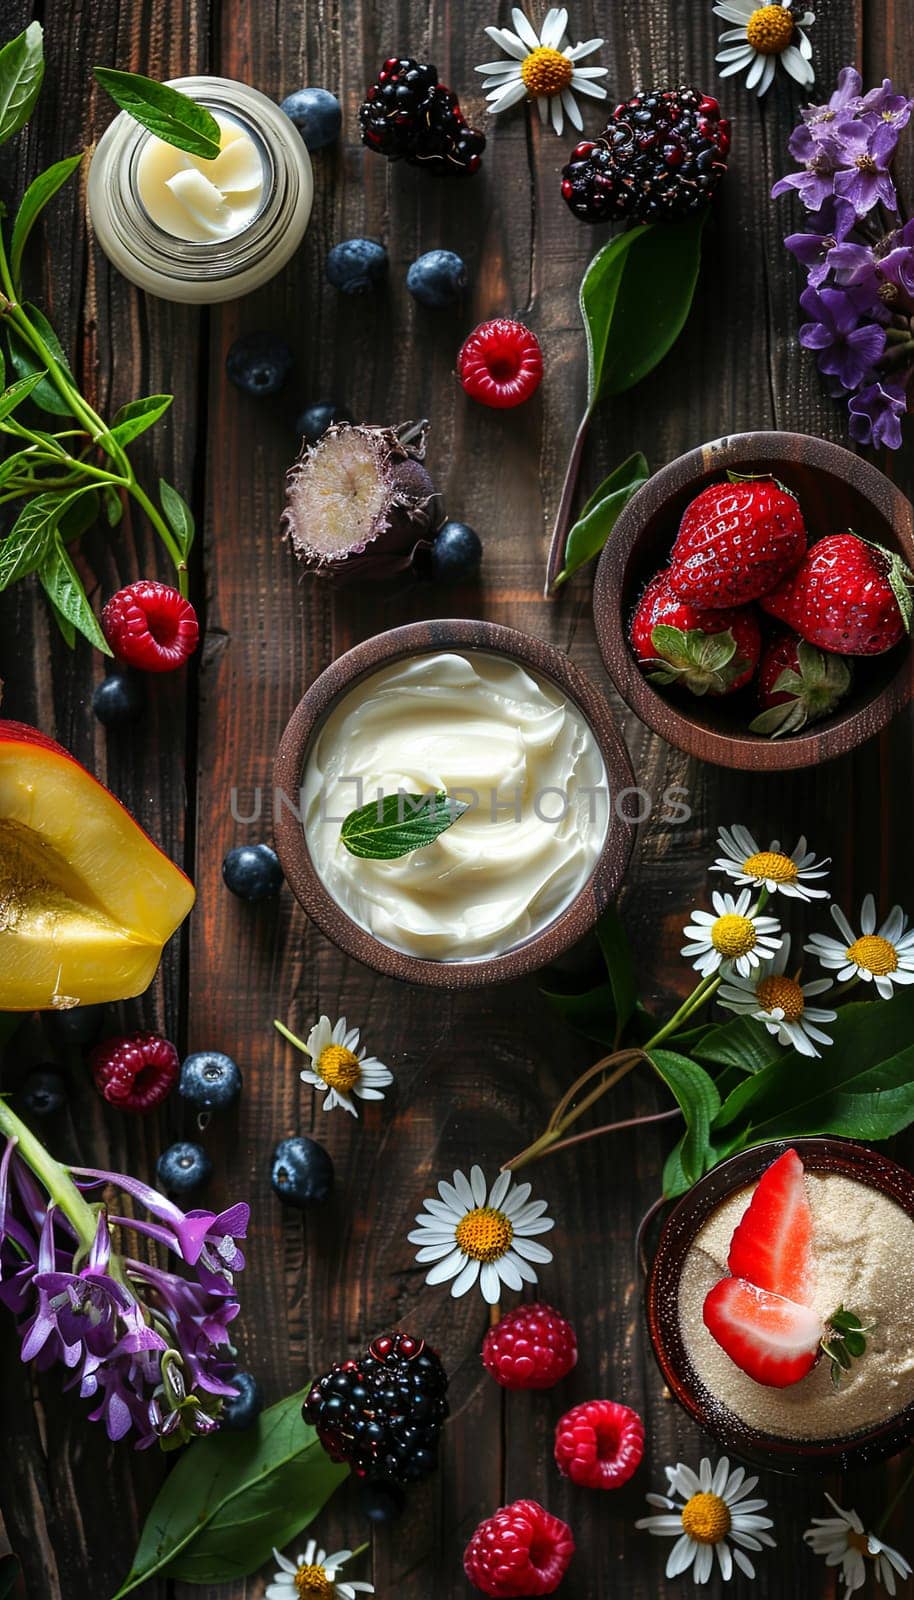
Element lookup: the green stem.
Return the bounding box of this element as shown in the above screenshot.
[0,1099,97,1248]
[645,973,720,1050]
[878,1452,914,1531]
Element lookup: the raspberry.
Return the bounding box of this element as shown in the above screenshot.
[102,581,199,672]
[359,56,485,176]
[553,1399,644,1490]
[90,1031,179,1113]
[303,1331,449,1487]
[482,1303,577,1391]
[562,86,730,225]
[457,319,543,409]
[464,1499,575,1597]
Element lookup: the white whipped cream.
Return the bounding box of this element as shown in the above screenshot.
[135,112,264,241]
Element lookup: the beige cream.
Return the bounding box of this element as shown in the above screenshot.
[135,112,264,241]
[678,1171,914,1440]
[302,652,609,961]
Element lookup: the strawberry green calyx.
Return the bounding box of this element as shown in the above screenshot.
[750,641,852,738]
[883,545,914,634]
[821,1305,874,1390]
[646,623,749,696]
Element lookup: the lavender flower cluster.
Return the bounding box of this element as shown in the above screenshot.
[0,1135,249,1448]
[773,68,914,449]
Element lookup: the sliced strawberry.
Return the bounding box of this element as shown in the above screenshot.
[702,1277,822,1388]
[727,1148,814,1304]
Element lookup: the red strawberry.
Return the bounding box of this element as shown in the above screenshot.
[630,570,760,696]
[760,533,913,656]
[668,477,806,607]
[727,1148,814,1304]
[750,632,852,737]
[702,1278,822,1388]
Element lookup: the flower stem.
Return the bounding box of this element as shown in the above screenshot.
[544,405,592,595]
[878,1451,914,1531]
[0,1099,97,1248]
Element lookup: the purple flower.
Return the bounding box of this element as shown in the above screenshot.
[861,79,914,131]
[773,133,847,212]
[800,67,864,126]
[833,119,900,214]
[876,244,914,301]
[798,285,887,391]
[785,197,857,287]
[848,379,909,448]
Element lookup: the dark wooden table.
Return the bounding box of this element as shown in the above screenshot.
[2,2,913,1597]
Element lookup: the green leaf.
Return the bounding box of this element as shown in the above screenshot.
[0,22,44,147]
[103,486,124,525]
[7,305,74,416]
[108,393,173,447]
[38,533,111,653]
[340,790,469,860]
[158,477,194,559]
[0,489,84,588]
[712,989,914,1154]
[0,370,47,424]
[9,153,83,288]
[594,904,637,1037]
[539,979,619,1049]
[113,1391,347,1596]
[693,1014,784,1075]
[650,1048,720,1193]
[580,225,651,408]
[598,212,708,398]
[57,487,100,544]
[0,448,36,488]
[94,67,221,160]
[553,451,649,587]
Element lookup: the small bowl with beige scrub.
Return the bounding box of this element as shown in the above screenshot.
[88,76,312,303]
[273,620,637,988]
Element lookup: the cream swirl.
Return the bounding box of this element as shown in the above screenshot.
[302,652,609,961]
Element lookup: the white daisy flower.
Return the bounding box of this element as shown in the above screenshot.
[804,1495,911,1596]
[409,1164,554,1306]
[266,1540,374,1600]
[717,934,836,1057]
[711,825,830,901]
[476,6,608,136]
[714,0,815,97]
[636,1455,776,1583]
[275,1015,393,1118]
[682,888,783,979]
[805,895,914,1000]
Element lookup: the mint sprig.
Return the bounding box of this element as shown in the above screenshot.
[94,67,221,160]
[340,791,469,861]
[821,1306,874,1389]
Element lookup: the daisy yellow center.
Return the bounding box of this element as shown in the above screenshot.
[318,1044,361,1093]
[680,1491,732,1545]
[711,913,757,959]
[745,5,795,52]
[295,1566,333,1599]
[520,46,574,96]
[742,850,798,884]
[846,934,898,976]
[756,974,805,1021]
[455,1206,514,1262]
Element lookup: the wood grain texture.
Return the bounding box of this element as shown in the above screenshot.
[0,0,913,1597]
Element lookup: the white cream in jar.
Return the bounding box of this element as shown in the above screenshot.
[301,652,609,962]
[135,113,264,241]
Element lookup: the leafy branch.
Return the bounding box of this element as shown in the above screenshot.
[0,23,196,648]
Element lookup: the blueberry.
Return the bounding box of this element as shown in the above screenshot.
[295,400,353,445]
[92,671,146,727]
[406,250,467,309]
[326,239,388,296]
[226,333,294,397]
[271,1135,334,1207]
[222,1370,264,1430]
[360,1480,406,1523]
[18,1068,67,1119]
[280,88,342,152]
[44,1003,105,1047]
[156,1141,213,1195]
[179,1050,243,1111]
[429,520,483,583]
[222,844,283,901]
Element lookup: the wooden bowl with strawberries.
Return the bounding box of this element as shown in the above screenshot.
[593,431,914,770]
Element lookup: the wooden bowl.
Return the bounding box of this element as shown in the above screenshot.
[274,619,636,988]
[593,431,914,770]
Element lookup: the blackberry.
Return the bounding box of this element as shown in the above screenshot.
[359,57,485,177]
[561,86,730,225]
[304,1331,449,1488]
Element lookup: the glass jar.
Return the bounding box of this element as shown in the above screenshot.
[88,76,313,304]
